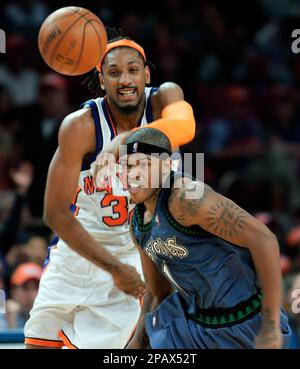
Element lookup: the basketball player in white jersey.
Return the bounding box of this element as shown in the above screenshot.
[24,29,196,349]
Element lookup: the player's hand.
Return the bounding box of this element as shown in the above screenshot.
[255,324,283,349]
[112,263,146,299]
[94,131,132,183]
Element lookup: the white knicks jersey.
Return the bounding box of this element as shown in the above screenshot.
[56,87,157,257]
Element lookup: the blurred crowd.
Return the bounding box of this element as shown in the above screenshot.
[0,0,300,347]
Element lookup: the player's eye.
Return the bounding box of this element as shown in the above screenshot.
[130,67,139,73]
[109,70,119,77]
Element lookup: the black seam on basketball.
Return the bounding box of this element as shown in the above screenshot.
[70,20,88,73]
[71,19,105,74]
[69,8,107,49]
[69,7,85,16]
[87,19,106,49]
[69,8,98,22]
[86,20,104,56]
[49,11,91,68]
[69,11,106,56]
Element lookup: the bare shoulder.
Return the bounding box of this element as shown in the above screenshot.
[157,82,183,97]
[171,176,213,205]
[59,107,94,138]
[151,82,184,116]
[58,107,96,155]
[168,176,213,226]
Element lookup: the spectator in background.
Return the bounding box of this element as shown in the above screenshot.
[285,226,300,271]
[204,85,265,177]
[21,73,73,217]
[265,87,300,158]
[5,236,48,272]
[0,258,7,330]
[242,87,300,213]
[0,258,5,294]
[23,236,47,267]
[0,35,40,107]
[0,84,22,191]
[3,0,49,38]
[5,262,41,329]
[0,161,34,258]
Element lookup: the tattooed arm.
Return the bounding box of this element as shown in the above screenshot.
[168,177,283,349]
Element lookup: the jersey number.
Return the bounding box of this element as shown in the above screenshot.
[100,194,128,226]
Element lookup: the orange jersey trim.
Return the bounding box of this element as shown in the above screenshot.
[25,337,64,348]
[74,207,80,217]
[58,330,78,349]
[72,187,82,204]
[72,187,81,217]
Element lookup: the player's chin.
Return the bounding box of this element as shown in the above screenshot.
[128,187,149,203]
[116,93,141,109]
[117,101,139,112]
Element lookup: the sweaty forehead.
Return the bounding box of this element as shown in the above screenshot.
[103,47,144,68]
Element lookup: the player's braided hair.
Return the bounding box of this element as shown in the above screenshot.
[82,27,154,97]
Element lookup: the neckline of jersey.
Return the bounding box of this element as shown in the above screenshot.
[104,93,147,133]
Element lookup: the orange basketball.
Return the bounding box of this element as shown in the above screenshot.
[38,6,107,76]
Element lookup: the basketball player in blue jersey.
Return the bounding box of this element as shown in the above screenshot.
[24,29,196,349]
[123,128,291,349]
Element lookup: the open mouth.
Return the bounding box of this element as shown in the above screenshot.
[128,182,143,194]
[117,88,136,98]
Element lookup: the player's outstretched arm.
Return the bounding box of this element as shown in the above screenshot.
[168,178,283,349]
[126,226,173,349]
[147,82,195,150]
[43,110,145,299]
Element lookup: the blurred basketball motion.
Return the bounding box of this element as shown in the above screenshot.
[38,6,107,76]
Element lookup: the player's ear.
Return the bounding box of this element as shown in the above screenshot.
[98,72,105,90]
[145,65,151,84]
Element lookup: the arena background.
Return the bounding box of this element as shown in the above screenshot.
[0,0,300,348]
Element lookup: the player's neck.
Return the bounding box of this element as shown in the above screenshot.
[106,95,146,133]
[144,188,161,216]
[143,172,170,215]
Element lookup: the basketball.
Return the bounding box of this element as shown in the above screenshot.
[38,6,107,76]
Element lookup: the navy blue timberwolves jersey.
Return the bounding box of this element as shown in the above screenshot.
[132,172,261,316]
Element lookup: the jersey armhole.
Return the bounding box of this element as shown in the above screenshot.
[145,87,158,123]
[80,99,103,169]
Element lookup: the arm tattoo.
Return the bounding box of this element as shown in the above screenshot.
[177,183,213,217]
[206,199,248,238]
